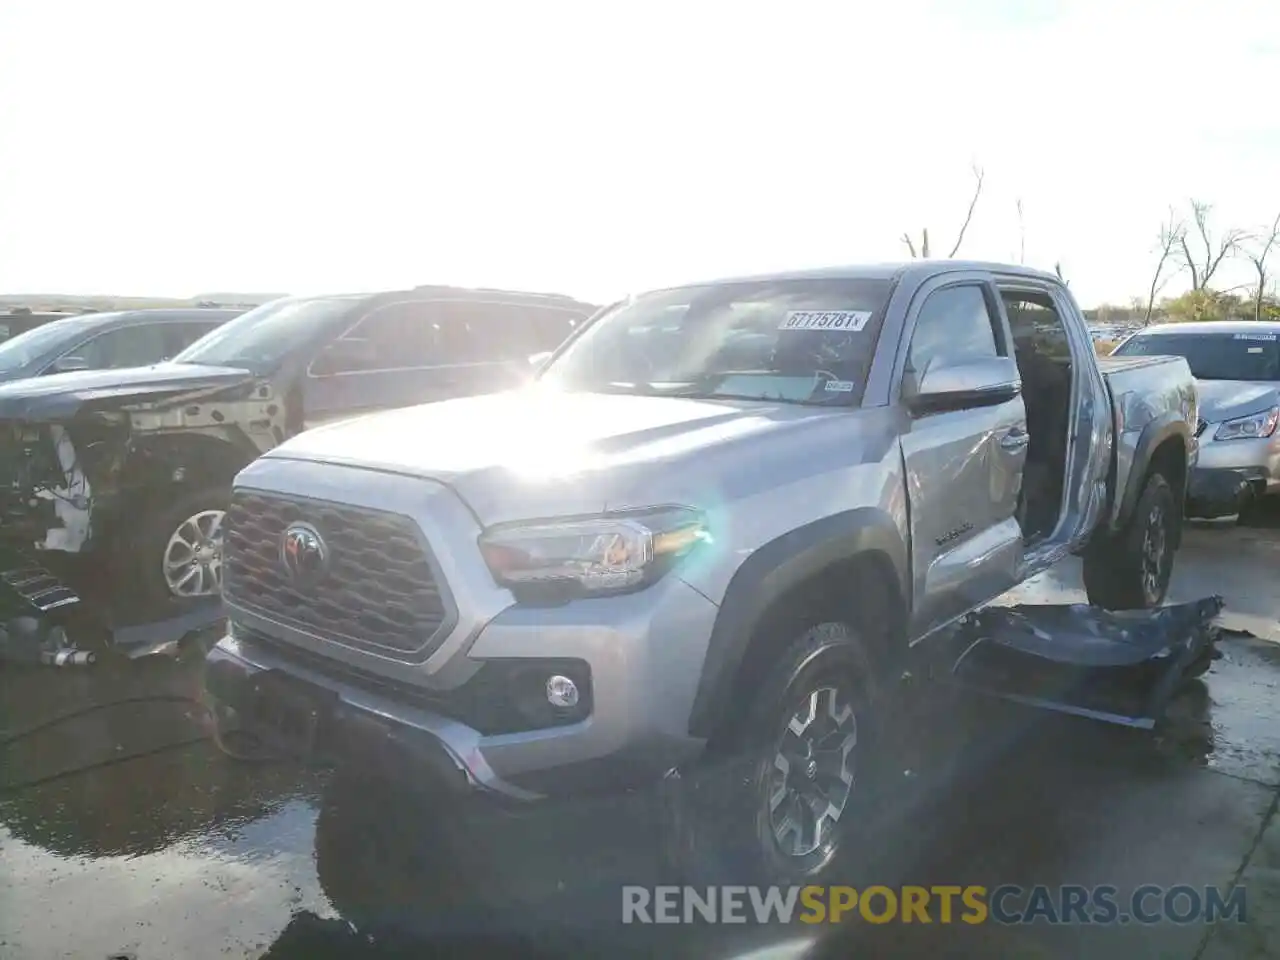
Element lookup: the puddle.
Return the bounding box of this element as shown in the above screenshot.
[2,525,1279,958]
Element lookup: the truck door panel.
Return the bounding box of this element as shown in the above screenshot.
[898,280,1028,639]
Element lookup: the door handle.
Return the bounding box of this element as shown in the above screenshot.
[1000,427,1030,451]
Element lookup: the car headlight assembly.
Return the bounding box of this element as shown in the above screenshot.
[1213,406,1279,441]
[478,507,708,601]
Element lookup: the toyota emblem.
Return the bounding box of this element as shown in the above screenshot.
[280,522,328,587]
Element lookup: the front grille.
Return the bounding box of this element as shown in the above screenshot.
[1195,417,1208,438]
[223,491,450,656]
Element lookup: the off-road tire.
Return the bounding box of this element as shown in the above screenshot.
[124,484,229,613]
[1082,471,1178,610]
[678,621,882,886]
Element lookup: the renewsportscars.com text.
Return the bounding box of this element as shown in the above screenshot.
[621,885,1247,926]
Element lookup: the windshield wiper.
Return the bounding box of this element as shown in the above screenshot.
[663,388,834,405]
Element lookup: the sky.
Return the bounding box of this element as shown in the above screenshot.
[1,0,1278,308]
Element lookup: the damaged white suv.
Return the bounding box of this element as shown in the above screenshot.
[205,262,1197,882]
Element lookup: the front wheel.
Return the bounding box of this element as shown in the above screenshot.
[1082,471,1178,610]
[124,485,229,610]
[754,666,864,879]
[683,622,879,886]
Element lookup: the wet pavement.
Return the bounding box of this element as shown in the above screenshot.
[2,510,1279,958]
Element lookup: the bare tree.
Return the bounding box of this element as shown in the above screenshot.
[1177,200,1245,291]
[1144,208,1186,325]
[1016,198,1026,264]
[901,163,985,259]
[1243,211,1280,322]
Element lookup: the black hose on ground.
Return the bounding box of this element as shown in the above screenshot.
[0,693,285,794]
[0,694,202,746]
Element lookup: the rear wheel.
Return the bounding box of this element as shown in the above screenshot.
[1083,471,1177,610]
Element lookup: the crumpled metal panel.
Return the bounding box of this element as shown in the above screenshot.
[959,595,1225,667]
[949,596,1226,729]
[223,491,449,656]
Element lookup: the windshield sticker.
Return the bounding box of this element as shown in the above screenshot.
[780,310,872,332]
[1233,333,1277,341]
[824,380,855,392]
[1248,347,1265,353]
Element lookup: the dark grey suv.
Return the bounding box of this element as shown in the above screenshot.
[0,286,596,626]
[0,308,240,384]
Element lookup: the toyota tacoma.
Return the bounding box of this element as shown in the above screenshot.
[204,261,1197,882]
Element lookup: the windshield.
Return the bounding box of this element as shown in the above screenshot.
[0,316,94,372]
[1113,330,1280,381]
[539,277,893,405]
[173,297,357,372]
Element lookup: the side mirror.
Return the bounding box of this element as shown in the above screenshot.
[903,356,1021,415]
[50,355,90,373]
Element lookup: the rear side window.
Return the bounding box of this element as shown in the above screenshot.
[321,302,439,373]
[69,323,170,369]
[1001,290,1073,364]
[162,322,223,359]
[907,285,1002,374]
[428,301,592,363]
[317,299,604,372]
[432,302,587,362]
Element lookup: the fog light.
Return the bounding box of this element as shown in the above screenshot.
[546,674,580,708]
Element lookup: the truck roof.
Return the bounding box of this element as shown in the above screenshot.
[682,260,1064,289]
[1133,320,1280,336]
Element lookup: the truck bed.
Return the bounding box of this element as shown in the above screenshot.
[1096,354,1185,375]
[1096,353,1197,530]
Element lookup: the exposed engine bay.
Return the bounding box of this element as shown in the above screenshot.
[0,378,286,558]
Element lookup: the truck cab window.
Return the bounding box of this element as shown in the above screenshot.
[907,285,1001,375]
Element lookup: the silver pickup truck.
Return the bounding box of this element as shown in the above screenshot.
[204,261,1197,884]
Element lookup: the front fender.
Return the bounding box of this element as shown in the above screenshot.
[685,507,908,739]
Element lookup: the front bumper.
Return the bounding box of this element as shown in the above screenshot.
[212,457,719,801]
[1187,467,1267,518]
[1194,430,1280,484]
[1186,429,1280,517]
[206,571,718,801]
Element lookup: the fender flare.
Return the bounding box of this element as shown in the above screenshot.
[686,507,909,739]
[1114,413,1191,531]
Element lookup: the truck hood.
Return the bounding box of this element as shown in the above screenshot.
[266,387,871,524]
[0,362,258,421]
[1195,379,1280,423]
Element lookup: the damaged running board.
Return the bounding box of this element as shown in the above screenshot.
[946,596,1226,730]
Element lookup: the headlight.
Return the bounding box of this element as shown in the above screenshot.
[478,507,708,598]
[1213,406,1279,441]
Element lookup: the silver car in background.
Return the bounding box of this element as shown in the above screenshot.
[1112,321,1280,517]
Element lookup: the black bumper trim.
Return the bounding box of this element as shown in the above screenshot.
[1186,467,1265,518]
[204,648,477,797]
